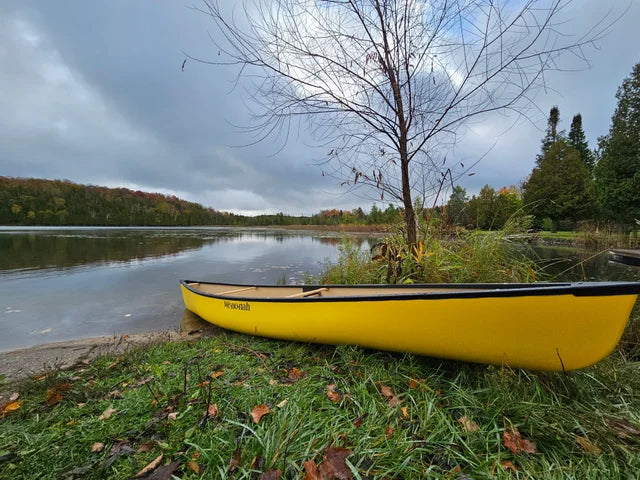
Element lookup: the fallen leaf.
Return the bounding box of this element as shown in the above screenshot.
[211,370,224,379]
[327,384,342,403]
[458,415,479,432]
[385,425,395,438]
[167,412,178,421]
[46,389,62,406]
[108,358,120,369]
[205,403,218,418]
[30,374,46,381]
[408,379,419,389]
[250,404,271,424]
[110,440,134,455]
[163,361,171,365]
[276,399,288,409]
[501,460,517,472]
[269,379,278,385]
[99,407,117,421]
[286,367,305,383]
[576,435,602,455]
[261,469,282,480]
[605,417,640,440]
[401,406,409,419]
[378,383,401,407]
[187,461,200,474]
[229,447,241,472]
[319,446,352,480]
[90,442,105,453]
[352,416,365,428]
[503,426,537,455]
[196,381,210,387]
[45,382,72,406]
[137,441,154,453]
[1,400,22,417]
[136,453,164,477]
[8,392,19,402]
[304,460,322,480]
[145,460,181,479]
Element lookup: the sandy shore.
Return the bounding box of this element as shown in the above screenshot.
[0,310,217,388]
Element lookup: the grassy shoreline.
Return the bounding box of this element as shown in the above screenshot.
[1,301,639,479]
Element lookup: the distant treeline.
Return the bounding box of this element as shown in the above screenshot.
[0,177,399,227]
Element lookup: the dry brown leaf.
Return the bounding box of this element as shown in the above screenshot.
[501,460,517,472]
[605,417,640,440]
[352,416,365,428]
[261,469,282,480]
[167,412,178,421]
[276,399,288,409]
[378,383,401,407]
[46,389,62,406]
[137,441,154,453]
[211,370,224,379]
[319,446,352,480]
[304,460,322,480]
[90,442,105,453]
[286,367,305,383]
[30,374,46,381]
[136,453,163,477]
[269,379,278,385]
[206,403,218,418]
[408,379,419,389]
[326,384,342,403]
[458,415,479,432]
[576,436,602,455]
[99,407,117,421]
[385,425,395,439]
[250,404,271,424]
[401,406,409,419]
[187,461,200,474]
[229,447,241,472]
[146,460,181,479]
[1,400,22,417]
[503,426,537,455]
[108,358,120,369]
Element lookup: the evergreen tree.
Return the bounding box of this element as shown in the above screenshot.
[523,139,597,228]
[568,114,595,171]
[538,106,562,162]
[445,186,469,226]
[594,63,640,227]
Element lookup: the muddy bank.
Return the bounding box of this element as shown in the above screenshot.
[0,310,217,387]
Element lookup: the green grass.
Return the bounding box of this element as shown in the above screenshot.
[2,306,640,479]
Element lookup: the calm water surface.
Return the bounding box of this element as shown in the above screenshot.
[0,227,638,351]
[0,227,370,351]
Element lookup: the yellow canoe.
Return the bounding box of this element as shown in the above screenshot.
[180,280,640,371]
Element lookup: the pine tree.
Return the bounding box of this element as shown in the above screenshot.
[594,63,640,227]
[538,106,563,163]
[568,114,595,171]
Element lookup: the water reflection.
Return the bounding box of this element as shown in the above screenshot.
[0,227,362,276]
[528,245,640,282]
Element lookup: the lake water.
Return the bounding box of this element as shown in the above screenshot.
[0,227,638,351]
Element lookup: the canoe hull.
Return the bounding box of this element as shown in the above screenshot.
[180,283,638,371]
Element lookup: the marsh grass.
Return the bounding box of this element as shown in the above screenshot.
[2,316,640,479]
[320,216,537,285]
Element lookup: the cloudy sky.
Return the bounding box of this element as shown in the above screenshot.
[0,1,638,215]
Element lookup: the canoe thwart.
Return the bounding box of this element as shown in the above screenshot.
[218,286,257,296]
[285,287,329,298]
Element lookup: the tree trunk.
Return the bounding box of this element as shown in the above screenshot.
[400,144,417,247]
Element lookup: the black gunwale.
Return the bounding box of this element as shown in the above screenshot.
[180,280,640,303]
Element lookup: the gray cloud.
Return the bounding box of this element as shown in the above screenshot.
[0,1,638,213]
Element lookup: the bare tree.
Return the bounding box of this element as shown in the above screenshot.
[195,0,618,246]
